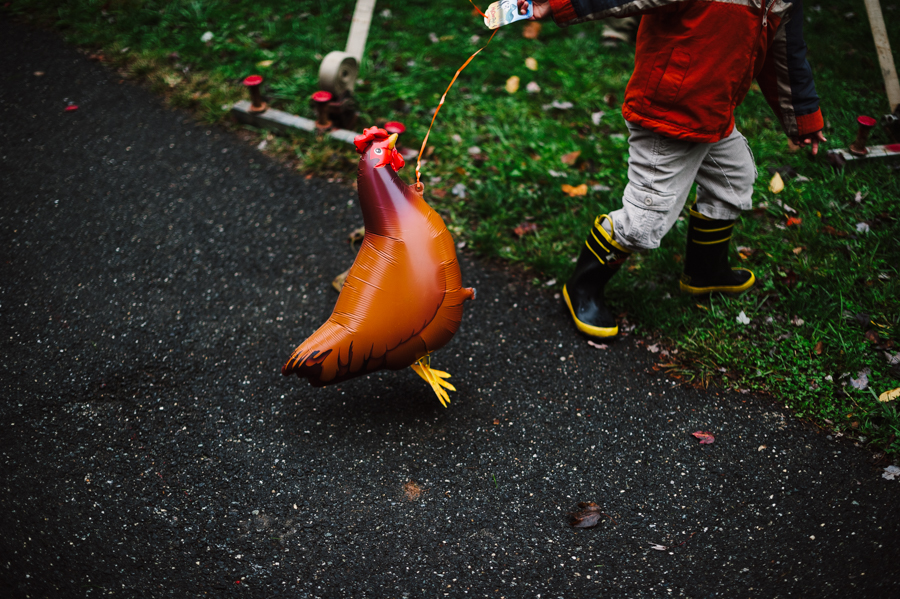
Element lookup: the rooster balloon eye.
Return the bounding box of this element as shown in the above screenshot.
[373,148,383,155]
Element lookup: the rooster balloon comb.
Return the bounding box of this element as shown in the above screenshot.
[282,126,476,406]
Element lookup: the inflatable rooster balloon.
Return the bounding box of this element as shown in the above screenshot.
[282,127,475,406]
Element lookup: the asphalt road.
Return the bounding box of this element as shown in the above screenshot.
[2,16,899,599]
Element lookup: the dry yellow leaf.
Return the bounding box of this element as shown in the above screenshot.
[525,57,538,71]
[522,21,542,39]
[561,183,588,197]
[331,267,351,292]
[505,76,520,94]
[256,60,274,67]
[792,246,804,254]
[768,171,784,194]
[879,387,900,403]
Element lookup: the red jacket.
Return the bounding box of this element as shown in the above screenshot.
[549,0,824,143]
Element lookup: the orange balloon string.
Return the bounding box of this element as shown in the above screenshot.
[415,26,497,187]
[468,0,488,18]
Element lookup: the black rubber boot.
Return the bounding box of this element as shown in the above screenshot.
[563,215,631,338]
[679,204,755,295]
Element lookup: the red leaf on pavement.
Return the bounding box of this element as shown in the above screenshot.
[569,502,614,528]
[692,431,715,444]
[64,105,79,112]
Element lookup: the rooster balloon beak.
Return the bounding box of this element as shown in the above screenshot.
[386,133,398,150]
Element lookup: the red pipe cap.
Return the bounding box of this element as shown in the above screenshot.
[243,75,263,87]
[312,91,333,103]
[384,121,406,134]
[857,115,877,127]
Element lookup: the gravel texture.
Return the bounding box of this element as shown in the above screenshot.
[2,17,899,599]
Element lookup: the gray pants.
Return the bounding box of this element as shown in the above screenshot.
[609,121,757,251]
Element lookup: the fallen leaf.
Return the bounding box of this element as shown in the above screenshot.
[561,183,588,197]
[505,76,520,94]
[331,267,351,292]
[849,370,869,391]
[786,216,802,227]
[814,341,824,355]
[64,105,79,112]
[853,312,873,329]
[560,150,581,165]
[864,330,880,344]
[347,226,365,245]
[587,341,608,350]
[256,59,274,67]
[543,100,574,111]
[792,246,804,254]
[493,418,500,425]
[522,21,542,39]
[525,57,538,71]
[402,480,423,500]
[768,171,784,194]
[777,201,797,214]
[758,445,767,451]
[883,465,900,480]
[569,502,609,528]
[767,165,799,180]
[880,388,900,403]
[822,225,847,238]
[692,431,715,444]
[514,222,538,237]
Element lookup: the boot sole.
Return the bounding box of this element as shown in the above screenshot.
[562,285,618,338]
[679,271,756,295]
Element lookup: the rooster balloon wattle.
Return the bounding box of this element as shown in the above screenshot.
[282,127,475,405]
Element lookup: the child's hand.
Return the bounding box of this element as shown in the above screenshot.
[796,130,826,156]
[519,0,551,19]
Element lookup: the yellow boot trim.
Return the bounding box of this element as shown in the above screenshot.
[691,235,733,245]
[679,269,756,295]
[411,354,455,407]
[688,204,711,220]
[562,285,619,338]
[592,214,632,254]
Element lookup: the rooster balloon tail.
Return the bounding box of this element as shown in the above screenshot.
[282,127,475,405]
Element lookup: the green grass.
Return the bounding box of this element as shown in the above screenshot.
[9,0,899,455]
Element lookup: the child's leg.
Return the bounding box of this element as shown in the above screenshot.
[679,127,757,294]
[693,127,756,219]
[564,122,711,338]
[607,122,713,251]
